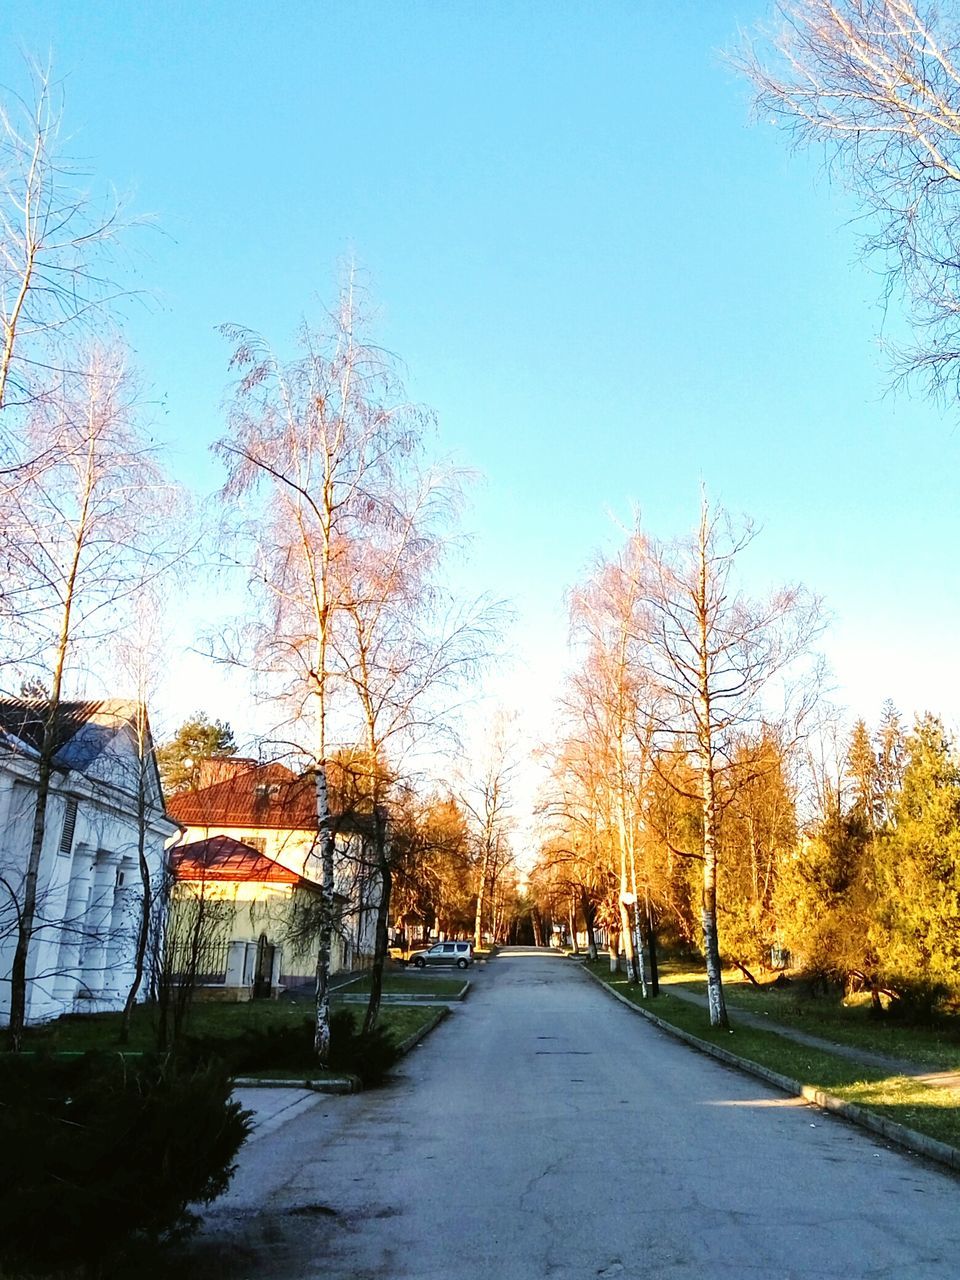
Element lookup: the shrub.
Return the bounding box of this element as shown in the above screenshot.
[328,1009,401,1086]
[181,1009,401,1086]
[0,1051,252,1276]
[883,979,950,1026]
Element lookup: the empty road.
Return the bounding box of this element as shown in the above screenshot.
[185,948,960,1280]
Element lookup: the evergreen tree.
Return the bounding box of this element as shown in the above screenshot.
[875,700,906,828]
[872,714,960,994]
[846,718,879,832]
[156,714,236,794]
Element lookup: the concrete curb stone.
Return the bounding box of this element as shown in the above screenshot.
[581,965,960,1175]
[232,1074,359,1093]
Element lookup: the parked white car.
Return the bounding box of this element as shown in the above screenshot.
[410,941,473,969]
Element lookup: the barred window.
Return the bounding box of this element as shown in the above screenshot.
[58,799,79,856]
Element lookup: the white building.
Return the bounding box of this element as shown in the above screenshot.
[0,699,179,1026]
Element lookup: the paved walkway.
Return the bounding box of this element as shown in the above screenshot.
[665,982,960,1090]
[184,948,960,1280]
[231,1085,325,1141]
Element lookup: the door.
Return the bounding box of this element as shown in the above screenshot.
[253,933,275,998]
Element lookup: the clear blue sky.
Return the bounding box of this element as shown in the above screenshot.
[3,0,957,771]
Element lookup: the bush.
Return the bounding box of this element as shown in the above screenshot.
[181,1009,401,1086]
[0,1051,252,1276]
[328,1009,401,1086]
[883,979,950,1026]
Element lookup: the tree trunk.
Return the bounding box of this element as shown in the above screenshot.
[701,758,728,1027]
[363,821,391,1035]
[644,894,659,997]
[581,891,598,961]
[314,764,335,1063]
[120,712,151,1044]
[619,896,640,985]
[567,896,579,955]
[473,843,490,950]
[608,926,620,973]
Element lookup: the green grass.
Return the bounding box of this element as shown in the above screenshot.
[586,961,960,1151]
[656,961,960,1071]
[19,997,441,1059]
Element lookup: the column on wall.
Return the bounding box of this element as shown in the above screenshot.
[104,856,137,1001]
[53,843,95,1002]
[78,850,122,999]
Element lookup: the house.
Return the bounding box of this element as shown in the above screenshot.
[0,699,178,1026]
[166,834,339,1000]
[165,759,379,982]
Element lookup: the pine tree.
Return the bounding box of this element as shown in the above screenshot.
[156,714,236,794]
[872,714,960,997]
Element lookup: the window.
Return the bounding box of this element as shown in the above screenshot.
[245,837,267,854]
[58,799,78,856]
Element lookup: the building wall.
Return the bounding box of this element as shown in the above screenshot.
[174,822,380,970]
[168,879,344,996]
[0,757,175,1026]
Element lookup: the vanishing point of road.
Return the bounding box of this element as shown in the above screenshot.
[191,948,960,1280]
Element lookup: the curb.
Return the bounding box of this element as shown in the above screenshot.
[581,966,960,1175]
[233,1074,359,1094]
[396,1005,450,1056]
[337,981,469,1004]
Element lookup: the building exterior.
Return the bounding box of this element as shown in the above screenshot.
[167,834,335,1000]
[0,699,178,1026]
[165,759,379,980]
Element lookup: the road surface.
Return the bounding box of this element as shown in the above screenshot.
[183,948,960,1280]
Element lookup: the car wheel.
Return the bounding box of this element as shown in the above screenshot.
[457,958,469,969]
[414,957,426,968]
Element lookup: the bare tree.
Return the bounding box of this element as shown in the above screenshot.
[736,0,960,398]
[461,714,517,952]
[567,540,662,990]
[112,590,171,1044]
[330,467,493,1031]
[1,344,178,1049]
[0,62,127,428]
[635,500,822,1027]
[216,277,441,1062]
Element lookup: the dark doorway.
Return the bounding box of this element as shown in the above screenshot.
[253,933,275,999]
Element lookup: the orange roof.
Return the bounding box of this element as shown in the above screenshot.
[167,762,318,831]
[170,834,301,884]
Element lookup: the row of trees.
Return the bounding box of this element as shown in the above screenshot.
[532,509,821,1027]
[0,67,510,1058]
[531,506,960,1020]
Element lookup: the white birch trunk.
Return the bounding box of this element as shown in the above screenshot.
[314,763,335,1062]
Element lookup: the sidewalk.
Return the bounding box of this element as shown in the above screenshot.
[666,982,960,1091]
[232,1086,326,1142]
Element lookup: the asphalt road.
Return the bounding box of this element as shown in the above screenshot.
[183,948,960,1280]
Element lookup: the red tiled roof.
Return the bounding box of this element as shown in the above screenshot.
[169,834,302,884]
[166,762,318,830]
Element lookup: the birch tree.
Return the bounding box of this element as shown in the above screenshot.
[567,540,662,989]
[2,345,177,1049]
[0,63,126,428]
[636,502,822,1027]
[216,281,436,1062]
[461,716,517,951]
[330,467,491,1031]
[737,0,960,398]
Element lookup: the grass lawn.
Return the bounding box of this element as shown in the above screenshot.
[19,996,442,1062]
[586,961,960,1151]
[657,960,960,1071]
